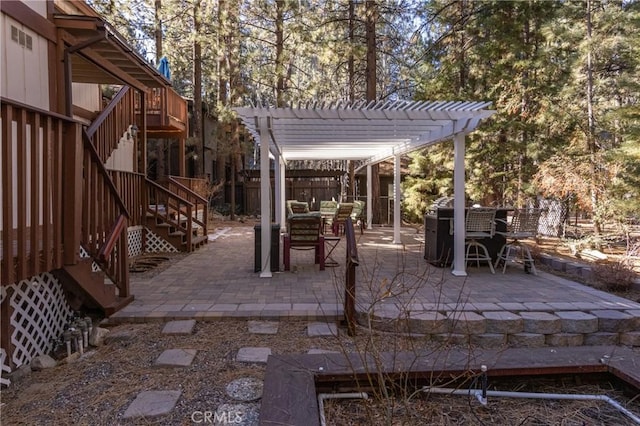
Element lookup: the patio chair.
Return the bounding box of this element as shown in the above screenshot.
[332,203,354,236]
[350,200,366,234]
[464,207,496,273]
[319,200,338,233]
[286,200,309,217]
[495,208,542,275]
[283,213,324,271]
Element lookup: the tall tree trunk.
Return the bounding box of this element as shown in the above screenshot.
[585,0,601,237]
[365,0,380,223]
[347,1,356,201]
[154,0,165,179]
[193,1,203,178]
[155,0,162,60]
[275,0,285,107]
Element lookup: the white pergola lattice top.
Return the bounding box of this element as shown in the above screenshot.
[234,100,496,165]
[234,100,497,278]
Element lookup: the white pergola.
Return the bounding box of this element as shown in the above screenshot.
[234,100,496,278]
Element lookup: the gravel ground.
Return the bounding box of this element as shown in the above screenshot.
[2,319,639,426]
[2,219,638,425]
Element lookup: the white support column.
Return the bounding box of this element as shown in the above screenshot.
[259,118,272,278]
[274,157,282,227]
[366,164,373,230]
[393,153,402,244]
[451,132,467,276]
[279,158,286,228]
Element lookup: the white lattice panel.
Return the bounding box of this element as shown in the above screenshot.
[128,226,144,257]
[9,273,73,370]
[145,228,178,253]
[79,246,102,272]
[1,348,9,387]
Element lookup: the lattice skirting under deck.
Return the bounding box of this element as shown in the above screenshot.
[0,273,73,386]
[144,228,179,253]
[128,226,145,257]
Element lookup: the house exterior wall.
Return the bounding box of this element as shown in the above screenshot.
[105,127,135,172]
[72,82,101,122]
[0,12,49,109]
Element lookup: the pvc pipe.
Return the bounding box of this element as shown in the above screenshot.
[318,392,368,426]
[422,387,640,424]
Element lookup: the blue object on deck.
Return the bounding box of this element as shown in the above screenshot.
[157,56,171,80]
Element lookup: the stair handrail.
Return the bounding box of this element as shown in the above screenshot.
[165,176,208,236]
[98,213,127,263]
[85,86,134,162]
[146,178,194,250]
[82,130,130,217]
[80,128,130,297]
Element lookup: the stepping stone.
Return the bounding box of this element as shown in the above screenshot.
[236,347,271,364]
[154,349,197,367]
[307,322,338,337]
[226,377,263,402]
[162,319,196,335]
[248,321,279,335]
[212,403,260,426]
[122,390,181,419]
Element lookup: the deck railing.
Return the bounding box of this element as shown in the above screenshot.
[109,170,146,227]
[81,129,130,297]
[166,176,208,236]
[146,179,194,251]
[1,98,68,285]
[139,86,187,128]
[86,86,134,163]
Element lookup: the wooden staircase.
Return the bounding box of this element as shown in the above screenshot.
[145,178,208,252]
[55,259,133,315]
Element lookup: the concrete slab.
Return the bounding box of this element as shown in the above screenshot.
[248,321,279,335]
[162,319,196,335]
[154,349,197,367]
[122,390,181,419]
[236,347,271,364]
[307,322,338,337]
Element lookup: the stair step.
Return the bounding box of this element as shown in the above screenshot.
[105,295,135,316]
[191,235,208,246]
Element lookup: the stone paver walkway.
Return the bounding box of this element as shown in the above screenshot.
[108,225,640,346]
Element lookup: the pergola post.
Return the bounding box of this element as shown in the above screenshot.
[366,164,373,230]
[451,132,467,276]
[275,156,283,227]
[393,153,401,244]
[259,117,272,278]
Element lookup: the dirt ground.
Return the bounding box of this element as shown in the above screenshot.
[1,217,639,425]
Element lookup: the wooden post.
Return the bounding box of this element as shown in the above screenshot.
[62,123,83,265]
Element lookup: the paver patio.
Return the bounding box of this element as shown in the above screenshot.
[109,225,640,346]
